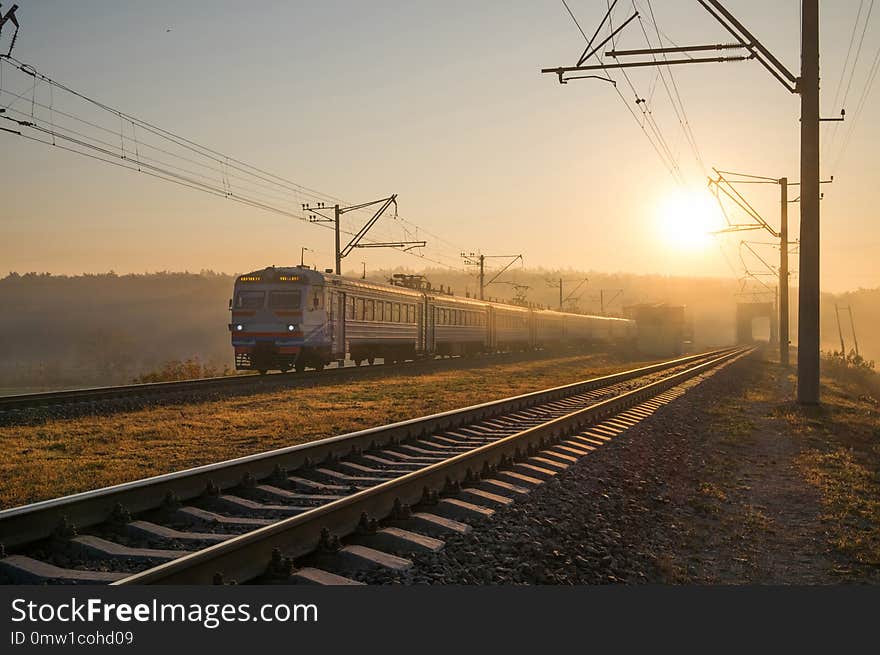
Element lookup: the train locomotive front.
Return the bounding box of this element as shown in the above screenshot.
[229,267,330,373]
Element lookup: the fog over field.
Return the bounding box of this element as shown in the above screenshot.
[0,269,876,392]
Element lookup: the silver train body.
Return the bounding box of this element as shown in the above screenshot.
[229,266,637,372]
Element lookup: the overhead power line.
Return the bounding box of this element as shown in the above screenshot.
[558,0,686,184]
[0,53,470,273]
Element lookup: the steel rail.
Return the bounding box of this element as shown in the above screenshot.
[0,348,734,548]
[117,346,751,584]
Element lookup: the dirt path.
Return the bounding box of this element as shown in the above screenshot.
[681,359,835,583]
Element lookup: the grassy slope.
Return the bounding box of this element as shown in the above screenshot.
[795,368,880,577]
[0,353,653,510]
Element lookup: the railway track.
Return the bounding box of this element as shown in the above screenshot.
[0,346,751,585]
[0,348,620,422]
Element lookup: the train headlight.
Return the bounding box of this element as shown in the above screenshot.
[287,324,297,332]
[235,324,244,331]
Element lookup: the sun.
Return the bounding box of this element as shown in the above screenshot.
[656,189,724,251]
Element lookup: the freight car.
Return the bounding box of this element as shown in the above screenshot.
[229,266,636,373]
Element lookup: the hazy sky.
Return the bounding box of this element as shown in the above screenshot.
[1,1,877,292]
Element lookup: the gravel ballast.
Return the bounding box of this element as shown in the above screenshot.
[364,353,843,584]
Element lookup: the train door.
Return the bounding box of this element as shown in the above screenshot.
[488,305,496,350]
[417,297,426,354]
[426,297,436,355]
[329,290,346,361]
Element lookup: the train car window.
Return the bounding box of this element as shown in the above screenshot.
[386,301,393,322]
[408,305,415,324]
[376,300,384,322]
[366,299,375,321]
[234,290,265,309]
[393,303,400,322]
[268,290,302,309]
[346,296,355,319]
[356,297,364,320]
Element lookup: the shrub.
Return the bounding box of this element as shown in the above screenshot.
[133,357,233,383]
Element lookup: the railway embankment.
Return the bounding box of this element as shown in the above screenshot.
[367,354,880,584]
[0,352,649,510]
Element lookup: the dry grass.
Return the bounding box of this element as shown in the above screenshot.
[0,353,653,510]
[793,367,880,575]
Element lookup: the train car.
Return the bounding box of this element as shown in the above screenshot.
[533,309,566,348]
[230,266,427,372]
[331,276,424,366]
[590,315,613,344]
[488,302,530,352]
[608,315,638,345]
[428,294,489,356]
[229,266,331,373]
[562,312,595,346]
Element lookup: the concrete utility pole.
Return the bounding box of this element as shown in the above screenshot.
[334,205,342,275]
[598,289,623,315]
[798,0,821,403]
[548,277,588,313]
[834,304,846,356]
[779,177,789,367]
[303,195,422,276]
[463,253,522,301]
[846,306,860,357]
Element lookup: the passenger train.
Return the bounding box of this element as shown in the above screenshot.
[229,266,637,373]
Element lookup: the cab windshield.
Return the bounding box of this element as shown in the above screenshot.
[269,290,302,310]
[234,290,265,309]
